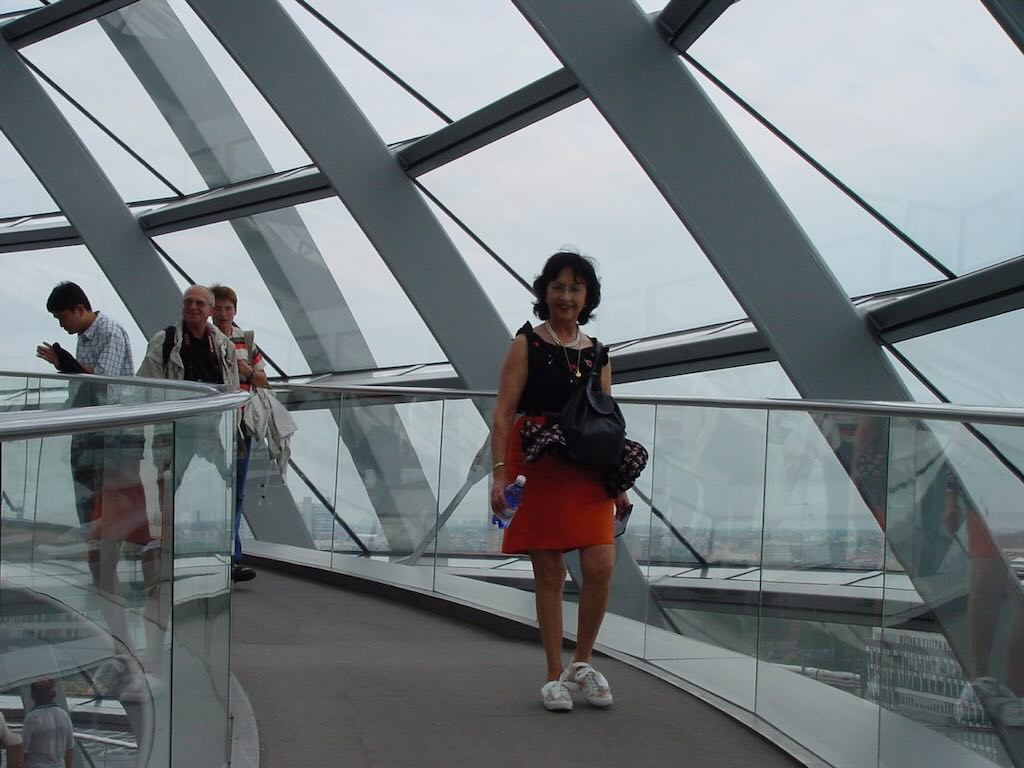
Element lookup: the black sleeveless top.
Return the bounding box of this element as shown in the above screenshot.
[515,322,609,416]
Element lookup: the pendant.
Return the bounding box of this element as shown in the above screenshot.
[575,369,582,378]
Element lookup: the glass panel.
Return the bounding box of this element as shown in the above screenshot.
[291,0,562,122]
[22,17,207,196]
[0,1,43,12]
[333,393,442,585]
[691,0,1024,275]
[420,101,744,343]
[170,411,232,768]
[279,398,343,551]
[879,417,1022,767]
[895,310,1024,471]
[0,245,150,373]
[34,74,180,202]
[425,195,534,335]
[757,410,886,768]
[0,130,57,218]
[165,0,311,174]
[273,197,445,368]
[644,404,767,710]
[616,362,798,398]
[687,62,945,296]
[896,310,1024,409]
[1,420,174,768]
[279,0,445,144]
[154,220,311,376]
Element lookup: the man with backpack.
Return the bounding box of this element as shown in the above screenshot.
[138,285,244,576]
[138,284,238,389]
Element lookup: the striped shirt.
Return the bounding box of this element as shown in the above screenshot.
[229,330,265,392]
[76,311,134,377]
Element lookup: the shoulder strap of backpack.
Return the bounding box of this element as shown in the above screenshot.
[589,340,604,390]
[161,325,176,371]
[243,329,255,360]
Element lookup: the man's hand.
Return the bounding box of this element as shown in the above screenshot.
[237,360,253,380]
[36,342,59,368]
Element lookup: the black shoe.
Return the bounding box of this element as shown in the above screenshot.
[232,565,256,583]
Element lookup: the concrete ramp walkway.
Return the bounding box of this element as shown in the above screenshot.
[231,567,804,768]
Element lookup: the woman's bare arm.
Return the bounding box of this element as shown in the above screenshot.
[490,335,528,513]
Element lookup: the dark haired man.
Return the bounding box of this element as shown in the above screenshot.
[36,281,133,378]
[36,282,134,527]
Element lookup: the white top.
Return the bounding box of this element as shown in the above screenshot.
[23,705,74,768]
[0,711,22,747]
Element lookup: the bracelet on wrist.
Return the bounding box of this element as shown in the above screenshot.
[492,461,506,473]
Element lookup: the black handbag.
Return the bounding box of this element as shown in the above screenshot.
[559,340,626,467]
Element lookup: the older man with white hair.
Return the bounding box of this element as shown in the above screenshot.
[138,284,239,387]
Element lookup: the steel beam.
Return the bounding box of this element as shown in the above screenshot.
[186,0,509,390]
[2,0,134,47]
[512,0,909,402]
[0,35,181,337]
[982,0,1024,57]
[872,255,1024,342]
[658,0,736,51]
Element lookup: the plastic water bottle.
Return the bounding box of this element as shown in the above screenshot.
[493,475,526,529]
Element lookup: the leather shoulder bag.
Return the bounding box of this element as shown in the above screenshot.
[559,340,626,467]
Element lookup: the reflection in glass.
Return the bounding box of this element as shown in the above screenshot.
[878,417,1024,767]
[757,410,887,768]
[170,412,232,768]
[334,393,442,575]
[1,422,174,766]
[645,404,767,710]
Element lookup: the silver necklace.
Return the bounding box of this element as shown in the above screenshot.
[544,320,580,349]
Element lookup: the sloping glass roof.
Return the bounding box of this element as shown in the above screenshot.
[0,0,1018,396]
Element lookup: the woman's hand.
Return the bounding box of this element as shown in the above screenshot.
[490,469,508,516]
[614,491,631,514]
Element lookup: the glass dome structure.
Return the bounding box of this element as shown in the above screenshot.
[1,1,1023,767]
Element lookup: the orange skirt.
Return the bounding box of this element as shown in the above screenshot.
[501,414,614,554]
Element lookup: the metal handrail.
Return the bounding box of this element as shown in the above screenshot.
[0,373,249,441]
[280,383,1024,427]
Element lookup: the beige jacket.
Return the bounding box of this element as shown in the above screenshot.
[138,320,240,389]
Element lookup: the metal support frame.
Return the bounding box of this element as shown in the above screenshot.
[0,34,182,337]
[512,0,909,402]
[982,0,1024,57]
[398,68,583,177]
[871,254,1024,343]
[1,0,135,47]
[658,0,736,51]
[185,0,509,390]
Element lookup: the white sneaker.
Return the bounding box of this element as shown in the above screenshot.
[560,662,613,708]
[541,680,573,711]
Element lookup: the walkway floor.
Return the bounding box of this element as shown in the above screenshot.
[231,567,804,768]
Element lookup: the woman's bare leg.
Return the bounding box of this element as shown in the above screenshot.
[573,543,615,664]
[530,550,567,679]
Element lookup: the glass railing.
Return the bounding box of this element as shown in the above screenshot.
[245,384,1024,768]
[0,372,247,768]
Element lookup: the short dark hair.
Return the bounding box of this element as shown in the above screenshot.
[210,284,238,308]
[46,282,91,313]
[532,251,601,325]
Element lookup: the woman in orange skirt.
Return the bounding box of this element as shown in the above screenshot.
[490,251,630,712]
